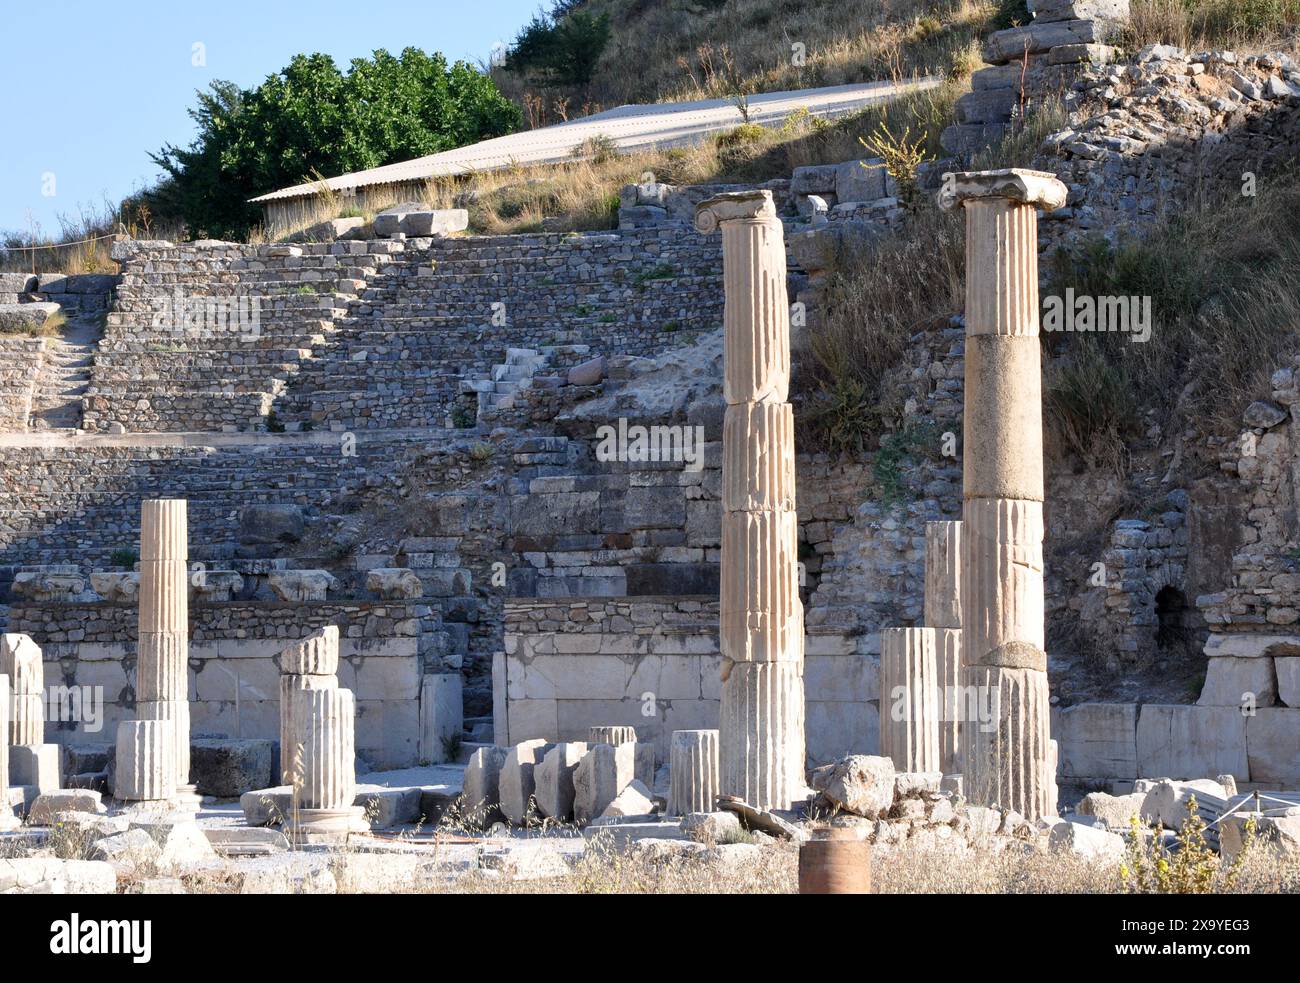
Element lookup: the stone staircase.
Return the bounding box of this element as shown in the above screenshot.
[27,317,102,431]
[462,347,550,417]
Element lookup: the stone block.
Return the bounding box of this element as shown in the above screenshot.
[1053,702,1137,780]
[1076,791,1144,828]
[1047,818,1125,862]
[0,302,61,333]
[819,754,894,818]
[1204,634,1300,659]
[984,17,1124,63]
[1246,708,1300,784]
[27,790,107,825]
[534,742,588,820]
[268,569,337,602]
[955,88,1018,125]
[834,159,889,204]
[1136,704,1248,781]
[1279,657,1300,707]
[1220,815,1300,860]
[237,503,304,545]
[1027,0,1129,22]
[573,742,635,824]
[419,673,463,764]
[461,745,507,823]
[1140,778,1227,828]
[1198,657,1277,707]
[499,738,553,825]
[353,786,422,828]
[11,744,61,794]
[600,778,656,819]
[366,567,423,599]
[790,164,838,195]
[189,739,275,798]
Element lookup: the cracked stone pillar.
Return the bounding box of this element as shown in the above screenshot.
[2,632,60,793]
[879,628,940,773]
[277,626,362,836]
[939,169,1066,821]
[134,499,192,799]
[697,190,805,812]
[668,729,720,816]
[924,521,964,775]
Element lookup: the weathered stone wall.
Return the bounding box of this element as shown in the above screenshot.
[1039,50,1300,254]
[1053,700,1298,788]
[0,338,45,430]
[501,595,877,765]
[8,599,423,769]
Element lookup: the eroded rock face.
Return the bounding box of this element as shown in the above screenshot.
[238,504,304,545]
[819,755,896,818]
[268,569,337,602]
[365,567,423,600]
[1076,791,1145,828]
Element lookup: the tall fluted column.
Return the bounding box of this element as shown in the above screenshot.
[134,499,192,799]
[939,169,1066,821]
[924,521,964,775]
[696,190,805,811]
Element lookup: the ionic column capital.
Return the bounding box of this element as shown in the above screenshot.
[694,190,777,232]
[938,168,1068,214]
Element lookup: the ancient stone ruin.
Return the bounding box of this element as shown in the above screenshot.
[3,0,1300,896]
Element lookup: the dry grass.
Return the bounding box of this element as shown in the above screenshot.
[263,80,966,242]
[0,309,67,339]
[1044,173,1300,467]
[796,199,965,453]
[1126,0,1300,55]
[1,198,177,275]
[493,0,1000,125]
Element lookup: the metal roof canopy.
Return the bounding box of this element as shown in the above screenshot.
[249,78,939,204]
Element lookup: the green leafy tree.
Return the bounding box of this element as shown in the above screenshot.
[506,9,612,87]
[152,48,521,239]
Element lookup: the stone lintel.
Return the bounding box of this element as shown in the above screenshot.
[938,168,1068,213]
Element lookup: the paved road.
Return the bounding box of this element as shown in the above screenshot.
[253,77,940,205]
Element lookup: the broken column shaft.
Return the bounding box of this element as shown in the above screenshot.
[940,169,1067,821]
[696,190,805,812]
[924,520,964,775]
[2,632,60,793]
[278,625,362,835]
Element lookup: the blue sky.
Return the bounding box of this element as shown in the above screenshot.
[0,0,540,236]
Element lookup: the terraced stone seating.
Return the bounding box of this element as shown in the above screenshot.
[89,240,405,432]
[271,229,724,431]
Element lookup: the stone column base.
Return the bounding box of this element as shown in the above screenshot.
[961,664,1055,821]
[720,661,807,811]
[285,806,368,844]
[10,744,61,794]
